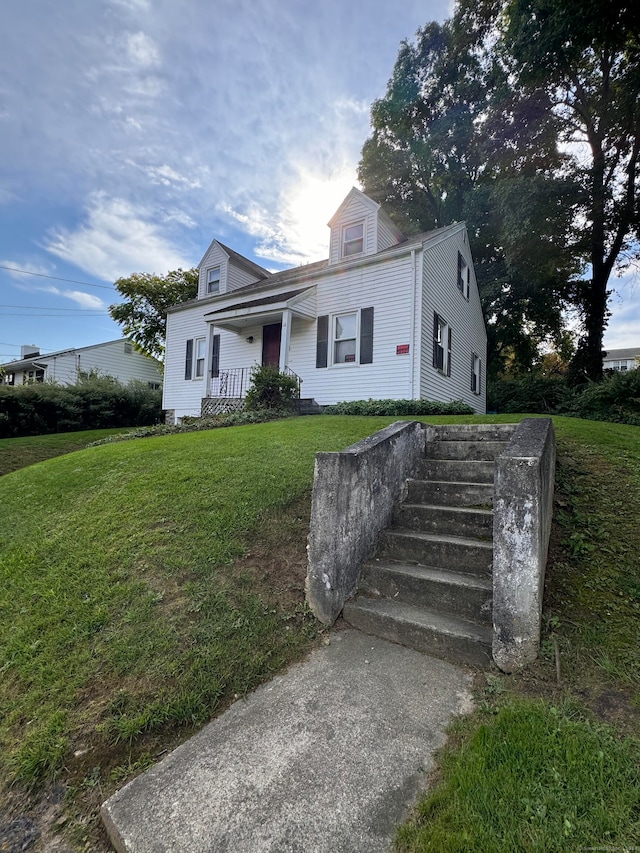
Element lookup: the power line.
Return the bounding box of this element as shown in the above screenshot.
[0,265,115,291]
[0,312,105,317]
[0,303,108,312]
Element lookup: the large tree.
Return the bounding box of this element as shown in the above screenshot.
[497,0,640,381]
[359,1,639,380]
[109,268,198,362]
[359,19,581,377]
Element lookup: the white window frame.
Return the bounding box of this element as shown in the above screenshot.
[433,314,451,376]
[331,311,359,366]
[207,267,221,294]
[458,252,470,299]
[342,222,364,258]
[194,337,206,378]
[472,353,481,394]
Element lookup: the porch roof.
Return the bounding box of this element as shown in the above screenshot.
[203,286,316,331]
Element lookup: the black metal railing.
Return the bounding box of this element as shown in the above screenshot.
[208,365,302,398]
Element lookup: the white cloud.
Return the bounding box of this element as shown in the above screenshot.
[42,286,107,310]
[1,259,52,280]
[44,193,191,281]
[126,32,159,67]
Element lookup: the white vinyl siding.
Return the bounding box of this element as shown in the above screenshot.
[376,209,403,252]
[420,229,486,413]
[329,194,377,264]
[199,245,228,298]
[287,254,414,404]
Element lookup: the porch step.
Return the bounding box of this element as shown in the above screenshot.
[360,560,493,625]
[392,503,493,539]
[343,597,492,668]
[406,479,494,508]
[376,530,493,577]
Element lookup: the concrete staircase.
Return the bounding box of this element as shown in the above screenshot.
[343,424,516,667]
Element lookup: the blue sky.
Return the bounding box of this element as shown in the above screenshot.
[1,0,637,365]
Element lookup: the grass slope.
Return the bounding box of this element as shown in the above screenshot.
[1,414,638,851]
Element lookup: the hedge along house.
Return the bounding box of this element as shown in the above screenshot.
[162,188,487,423]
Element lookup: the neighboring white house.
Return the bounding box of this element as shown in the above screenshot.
[603,347,640,372]
[162,188,487,423]
[1,339,163,388]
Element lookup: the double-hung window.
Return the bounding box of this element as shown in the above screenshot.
[471,353,481,394]
[333,313,357,363]
[185,337,207,380]
[457,252,470,299]
[342,222,364,258]
[207,267,221,294]
[316,307,374,368]
[433,312,452,376]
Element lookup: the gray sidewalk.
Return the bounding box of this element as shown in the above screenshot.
[101,630,473,853]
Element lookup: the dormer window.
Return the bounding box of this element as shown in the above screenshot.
[207,267,221,294]
[342,222,364,258]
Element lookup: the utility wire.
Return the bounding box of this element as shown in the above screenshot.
[0,265,115,291]
[0,303,108,311]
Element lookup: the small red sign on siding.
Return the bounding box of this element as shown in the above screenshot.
[396,344,410,355]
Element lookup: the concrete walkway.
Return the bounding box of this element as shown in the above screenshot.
[101,630,473,853]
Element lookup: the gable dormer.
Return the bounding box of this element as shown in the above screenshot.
[327,188,405,266]
[197,240,270,299]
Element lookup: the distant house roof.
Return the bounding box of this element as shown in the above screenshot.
[603,347,640,361]
[0,339,151,372]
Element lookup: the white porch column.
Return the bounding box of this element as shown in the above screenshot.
[279,309,292,372]
[203,323,216,397]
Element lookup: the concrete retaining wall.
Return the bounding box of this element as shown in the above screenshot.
[492,418,556,673]
[306,421,425,624]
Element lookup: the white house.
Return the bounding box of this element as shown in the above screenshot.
[162,188,487,423]
[1,339,163,388]
[603,347,639,372]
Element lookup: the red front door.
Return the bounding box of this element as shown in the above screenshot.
[262,322,281,367]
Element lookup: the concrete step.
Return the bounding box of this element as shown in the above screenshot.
[360,560,493,625]
[429,424,516,443]
[392,503,493,539]
[406,479,494,508]
[343,597,492,668]
[376,530,493,577]
[418,458,495,484]
[424,440,510,461]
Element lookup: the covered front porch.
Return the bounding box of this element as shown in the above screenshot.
[200,285,316,415]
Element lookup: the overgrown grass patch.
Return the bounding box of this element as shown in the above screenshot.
[396,700,640,852]
[0,427,133,476]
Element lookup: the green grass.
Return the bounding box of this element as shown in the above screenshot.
[396,700,640,852]
[2,413,639,851]
[397,414,640,852]
[0,427,133,476]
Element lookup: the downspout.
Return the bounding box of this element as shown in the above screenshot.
[409,249,419,399]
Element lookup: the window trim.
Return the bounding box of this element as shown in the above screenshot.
[207,266,221,295]
[471,353,481,395]
[316,307,374,368]
[332,311,359,366]
[433,312,452,377]
[457,251,470,299]
[194,337,206,378]
[341,221,365,258]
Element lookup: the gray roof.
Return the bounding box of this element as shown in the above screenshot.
[603,347,640,361]
[205,288,312,317]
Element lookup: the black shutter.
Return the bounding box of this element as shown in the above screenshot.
[457,252,464,293]
[447,327,452,377]
[471,353,476,393]
[432,312,439,368]
[185,339,193,380]
[477,358,482,394]
[211,334,220,378]
[316,315,328,368]
[360,307,374,364]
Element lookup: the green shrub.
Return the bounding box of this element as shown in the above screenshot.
[0,376,162,438]
[489,371,640,424]
[244,365,299,412]
[487,377,569,414]
[323,398,474,416]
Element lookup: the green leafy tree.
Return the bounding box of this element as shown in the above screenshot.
[358,18,581,378]
[109,268,199,362]
[494,0,640,381]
